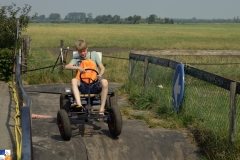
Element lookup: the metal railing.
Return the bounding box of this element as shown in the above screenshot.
[15,54,33,159]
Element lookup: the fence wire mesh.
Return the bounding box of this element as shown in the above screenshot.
[129,59,175,112]
[151,55,240,81]
[183,75,230,142]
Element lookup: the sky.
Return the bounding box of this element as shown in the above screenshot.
[0,0,239,20]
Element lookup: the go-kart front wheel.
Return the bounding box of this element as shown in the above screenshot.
[60,94,71,113]
[107,105,122,137]
[57,109,72,141]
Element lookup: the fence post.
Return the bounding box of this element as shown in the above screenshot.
[60,40,64,64]
[12,19,19,87]
[229,82,237,151]
[129,58,133,79]
[60,40,64,48]
[144,57,149,92]
[174,55,178,62]
[60,40,64,72]
[29,36,31,56]
[22,36,27,73]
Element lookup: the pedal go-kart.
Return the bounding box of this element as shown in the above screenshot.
[57,68,122,141]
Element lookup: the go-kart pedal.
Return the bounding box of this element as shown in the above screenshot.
[95,115,105,122]
[84,105,93,110]
[70,103,83,109]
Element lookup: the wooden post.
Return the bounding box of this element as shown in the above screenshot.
[60,40,64,48]
[22,36,26,73]
[144,58,149,92]
[174,55,178,62]
[229,82,237,151]
[59,40,64,72]
[12,19,19,86]
[129,58,133,80]
[25,36,28,73]
[19,49,21,74]
[63,50,68,65]
[29,36,32,56]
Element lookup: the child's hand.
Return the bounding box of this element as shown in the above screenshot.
[79,67,85,73]
[97,74,102,80]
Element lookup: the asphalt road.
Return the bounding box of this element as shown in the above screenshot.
[24,84,200,160]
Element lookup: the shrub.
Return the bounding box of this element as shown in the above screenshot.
[0,3,35,80]
[0,3,36,49]
[0,48,14,81]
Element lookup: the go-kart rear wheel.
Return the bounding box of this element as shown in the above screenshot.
[57,109,72,141]
[60,94,70,113]
[107,105,122,137]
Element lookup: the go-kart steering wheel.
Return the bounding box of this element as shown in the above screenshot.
[80,68,99,84]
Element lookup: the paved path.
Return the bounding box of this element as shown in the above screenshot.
[0,81,15,158]
[24,84,200,160]
[0,82,201,160]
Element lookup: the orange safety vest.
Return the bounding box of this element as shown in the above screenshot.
[75,58,98,84]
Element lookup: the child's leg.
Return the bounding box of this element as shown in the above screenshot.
[71,78,82,106]
[99,79,108,114]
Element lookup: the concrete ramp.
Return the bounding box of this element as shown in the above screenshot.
[24,84,200,160]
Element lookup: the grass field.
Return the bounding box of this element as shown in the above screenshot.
[25,23,240,50]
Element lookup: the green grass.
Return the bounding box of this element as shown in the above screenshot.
[25,23,240,50]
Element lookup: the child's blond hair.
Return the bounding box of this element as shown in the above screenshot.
[75,39,87,51]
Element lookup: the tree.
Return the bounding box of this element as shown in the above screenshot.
[148,14,157,24]
[49,13,61,20]
[103,15,112,23]
[133,15,141,24]
[64,12,86,22]
[164,18,169,24]
[0,3,36,49]
[112,15,121,23]
[95,15,103,23]
[87,13,93,20]
[127,16,133,21]
[38,15,45,20]
[35,14,45,21]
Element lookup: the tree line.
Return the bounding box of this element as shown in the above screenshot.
[33,12,174,24]
[174,16,240,23]
[33,12,240,24]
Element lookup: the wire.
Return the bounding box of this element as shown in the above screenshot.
[103,55,129,60]
[8,82,22,160]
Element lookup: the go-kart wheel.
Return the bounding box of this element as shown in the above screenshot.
[105,95,118,110]
[107,105,122,137]
[57,109,72,141]
[60,94,70,113]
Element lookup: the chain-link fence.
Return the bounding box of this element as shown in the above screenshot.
[129,52,240,159]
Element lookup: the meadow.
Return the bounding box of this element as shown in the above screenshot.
[25,23,240,50]
[23,23,240,84]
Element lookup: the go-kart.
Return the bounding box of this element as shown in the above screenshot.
[57,68,122,141]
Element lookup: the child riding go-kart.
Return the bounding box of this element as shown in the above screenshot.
[56,39,122,141]
[57,68,122,141]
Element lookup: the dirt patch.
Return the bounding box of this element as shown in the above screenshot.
[42,47,134,55]
[42,47,240,56]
